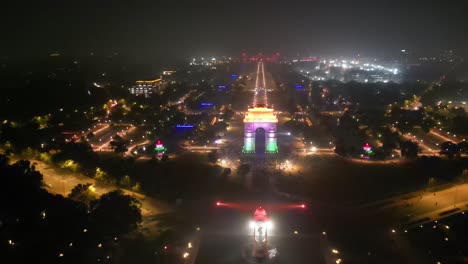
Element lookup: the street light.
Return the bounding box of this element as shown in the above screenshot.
[88,185,96,192]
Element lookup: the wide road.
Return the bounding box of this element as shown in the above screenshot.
[193,62,331,264]
[196,233,325,264]
[365,181,468,227]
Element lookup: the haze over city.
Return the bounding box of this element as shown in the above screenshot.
[2,0,468,63]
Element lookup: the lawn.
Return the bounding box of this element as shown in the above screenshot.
[275,156,430,204]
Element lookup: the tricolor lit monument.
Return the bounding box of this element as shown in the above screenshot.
[242,104,278,154]
[154,140,167,157]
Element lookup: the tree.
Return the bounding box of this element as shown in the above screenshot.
[421,118,435,133]
[440,141,460,159]
[110,134,128,155]
[113,142,128,155]
[89,190,142,236]
[68,183,97,206]
[400,140,419,158]
[213,122,228,135]
[372,147,387,160]
[113,134,123,142]
[333,112,366,156]
[95,167,114,184]
[53,141,96,174]
[86,132,95,140]
[61,159,80,172]
[0,121,44,151]
[380,128,399,154]
[458,141,468,154]
[120,175,131,188]
[237,164,250,177]
[0,154,9,168]
[207,150,219,163]
[0,156,139,264]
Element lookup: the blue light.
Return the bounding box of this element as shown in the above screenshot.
[231,74,238,79]
[176,125,194,128]
[200,103,214,106]
[218,85,228,89]
[295,85,304,89]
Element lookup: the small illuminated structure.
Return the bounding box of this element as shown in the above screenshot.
[162,70,176,76]
[363,143,373,159]
[243,105,278,154]
[154,140,167,157]
[249,207,273,259]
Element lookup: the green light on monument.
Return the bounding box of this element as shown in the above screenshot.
[243,138,255,153]
[266,142,278,153]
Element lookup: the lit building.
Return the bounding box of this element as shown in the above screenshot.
[129,78,164,98]
[162,70,176,76]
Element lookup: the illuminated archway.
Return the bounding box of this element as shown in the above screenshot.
[255,127,266,153]
[243,105,278,154]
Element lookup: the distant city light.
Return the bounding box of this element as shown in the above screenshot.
[176,125,194,128]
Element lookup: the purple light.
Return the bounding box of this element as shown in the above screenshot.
[176,125,194,128]
[363,143,372,152]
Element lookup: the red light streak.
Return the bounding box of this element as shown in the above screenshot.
[214,201,307,211]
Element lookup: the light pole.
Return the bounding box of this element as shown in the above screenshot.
[182,252,189,264]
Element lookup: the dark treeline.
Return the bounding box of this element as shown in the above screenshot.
[0,155,142,264]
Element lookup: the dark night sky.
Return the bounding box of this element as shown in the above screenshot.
[2,0,468,62]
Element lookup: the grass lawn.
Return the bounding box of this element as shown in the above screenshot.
[276,156,429,204]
